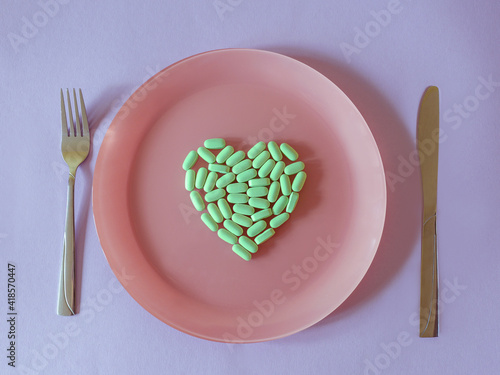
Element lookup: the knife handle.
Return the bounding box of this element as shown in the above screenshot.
[420,214,438,337]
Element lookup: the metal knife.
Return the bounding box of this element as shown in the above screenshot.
[417,86,439,337]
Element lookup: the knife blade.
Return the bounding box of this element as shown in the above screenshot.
[417,86,439,337]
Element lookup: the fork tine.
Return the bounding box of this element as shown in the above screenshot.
[60,89,68,137]
[72,89,81,136]
[66,89,75,136]
[79,89,89,137]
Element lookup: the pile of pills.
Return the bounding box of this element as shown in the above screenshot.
[183,138,306,261]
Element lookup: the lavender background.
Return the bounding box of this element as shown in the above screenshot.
[1,1,499,374]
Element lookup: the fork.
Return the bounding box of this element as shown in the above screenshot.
[57,89,90,316]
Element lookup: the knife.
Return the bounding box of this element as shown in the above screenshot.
[417,86,439,337]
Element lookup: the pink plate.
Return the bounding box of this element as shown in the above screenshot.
[92,49,386,343]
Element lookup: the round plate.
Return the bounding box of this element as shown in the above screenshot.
[92,49,386,343]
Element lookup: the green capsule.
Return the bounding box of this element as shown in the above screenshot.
[255,228,275,245]
[185,169,195,191]
[270,161,285,181]
[280,143,298,161]
[216,172,236,188]
[247,220,267,237]
[286,192,299,213]
[201,213,218,232]
[258,159,275,178]
[248,197,270,209]
[239,236,258,253]
[217,198,232,219]
[267,141,282,161]
[204,171,218,192]
[190,191,205,211]
[280,174,291,196]
[208,163,230,173]
[270,213,290,228]
[232,244,252,261]
[224,219,243,236]
[272,196,288,215]
[252,150,270,169]
[232,159,252,174]
[216,145,234,164]
[207,203,223,223]
[248,178,270,187]
[267,181,280,203]
[182,150,198,170]
[251,208,272,222]
[205,189,226,202]
[218,228,237,244]
[226,150,246,167]
[236,168,257,182]
[247,141,266,159]
[284,161,305,175]
[292,171,307,192]
[226,182,248,193]
[233,204,255,216]
[227,193,249,204]
[204,138,226,149]
[197,147,216,163]
[232,213,253,227]
[194,167,207,189]
[247,187,268,198]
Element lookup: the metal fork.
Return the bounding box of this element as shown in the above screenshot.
[57,89,90,316]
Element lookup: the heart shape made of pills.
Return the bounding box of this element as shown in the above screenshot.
[183,139,306,261]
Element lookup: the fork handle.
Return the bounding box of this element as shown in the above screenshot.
[57,173,76,316]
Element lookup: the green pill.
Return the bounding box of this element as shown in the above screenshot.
[272,196,288,215]
[251,208,272,222]
[248,178,270,187]
[218,198,232,219]
[185,169,195,191]
[232,159,252,174]
[216,145,234,164]
[208,163,230,173]
[267,181,280,203]
[268,141,282,161]
[286,192,299,213]
[190,191,205,211]
[224,219,243,236]
[207,203,223,223]
[204,171,218,192]
[226,150,246,167]
[247,141,266,159]
[197,147,216,163]
[258,159,275,178]
[248,197,270,209]
[233,204,255,216]
[284,161,305,175]
[227,193,249,204]
[236,168,257,182]
[195,167,208,189]
[232,244,252,261]
[270,212,290,228]
[252,150,270,169]
[239,236,258,253]
[270,161,285,181]
[201,213,218,232]
[247,220,267,237]
[280,143,299,161]
[182,150,198,170]
[205,189,226,202]
[218,228,237,244]
[204,138,226,149]
[232,213,253,227]
[247,187,268,198]
[255,228,275,245]
[216,172,235,188]
[227,183,248,193]
[280,174,291,196]
[292,171,307,192]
